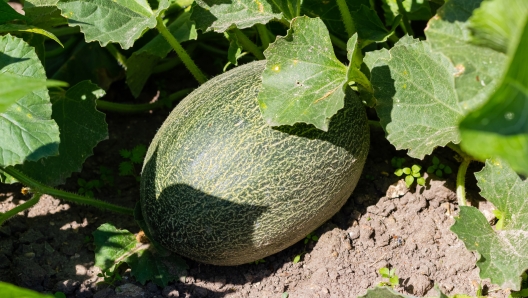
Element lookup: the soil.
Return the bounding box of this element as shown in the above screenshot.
[0,97,509,297]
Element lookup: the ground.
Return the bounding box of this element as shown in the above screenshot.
[0,103,508,298]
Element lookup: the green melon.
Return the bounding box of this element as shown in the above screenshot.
[140,60,369,266]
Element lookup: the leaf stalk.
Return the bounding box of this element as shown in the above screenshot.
[336,0,356,38]
[0,192,42,226]
[232,28,265,60]
[155,17,207,84]
[0,167,134,215]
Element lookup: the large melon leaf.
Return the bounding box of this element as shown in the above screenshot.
[0,72,65,114]
[57,0,170,49]
[358,286,416,298]
[364,36,461,159]
[451,159,528,291]
[459,17,528,175]
[469,0,528,53]
[258,16,348,131]
[425,0,505,111]
[23,0,67,29]
[191,0,294,33]
[6,81,108,186]
[0,34,60,167]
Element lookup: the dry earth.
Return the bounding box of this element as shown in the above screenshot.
[0,109,509,298]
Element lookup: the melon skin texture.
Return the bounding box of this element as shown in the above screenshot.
[140,60,369,266]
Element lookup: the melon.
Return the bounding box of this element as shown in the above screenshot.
[140,60,369,266]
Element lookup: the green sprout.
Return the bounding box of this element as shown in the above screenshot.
[392,157,425,187]
[119,144,147,181]
[77,178,101,198]
[253,259,265,265]
[427,156,452,178]
[99,165,114,186]
[293,232,319,263]
[378,267,399,288]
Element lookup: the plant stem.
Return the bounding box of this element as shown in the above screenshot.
[336,0,356,38]
[330,33,347,51]
[49,26,80,38]
[0,167,134,215]
[0,192,42,226]
[396,0,414,36]
[105,43,128,70]
[96,88,192,113]
[232,28,265,60]
[456,159,470,207]
[198,42,229,55]
[45,35,80,58]
[256,24,271,49]
[156,17,207,84]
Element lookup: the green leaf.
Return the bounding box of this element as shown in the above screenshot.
[379,267,390,278]
[126,9,197,97]
[127,249,188,287]
[0,34,61,167]
[0,24,63,46]
[459,17,528,175]
[411,164,421,173]
[293,254,301,263]
[24,0,67,28]
[365,36,463,159]
[381,0,432,26]
[435,170,442,177]
[93,223,137,272]
[389,275,399,286]
[57,0,170,49]
[416,177,425,186]
[7,81,107,186]
[0,72,66,114]
[0,1,28,23]
[131,144,147,164]
[425,0,506,112]
[358,286,415,298]
[451,159,528,291]
[402,167,410,175]
[0,282,54,297]
[426,166,435,173]
[350,5,392,44]
[258,16,348,131]
[301,0,370,40]
[120,149,131,159]
[119,161,134,176]
[77,178,86,186]
[49,41,123,91]
[404,175,414,187]
[394,168,403,176]
[190,0,286,33]
[444,166,452,174]
[432,156,440,165]
[469,0,528,53]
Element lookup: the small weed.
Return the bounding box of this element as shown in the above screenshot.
[253,259,265,265]
[77,178,101,198]
[378,267,399,288]
[392,157,425,187]
[119,144,147,181]
[99,166,114,186]
[427,156,452,178]
[293,232,319,263]
[304,232,319,244]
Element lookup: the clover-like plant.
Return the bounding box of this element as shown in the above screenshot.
[427,156,452,178]
[392,157,425,187]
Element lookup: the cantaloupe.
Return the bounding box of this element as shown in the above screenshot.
[140,60,369,266]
